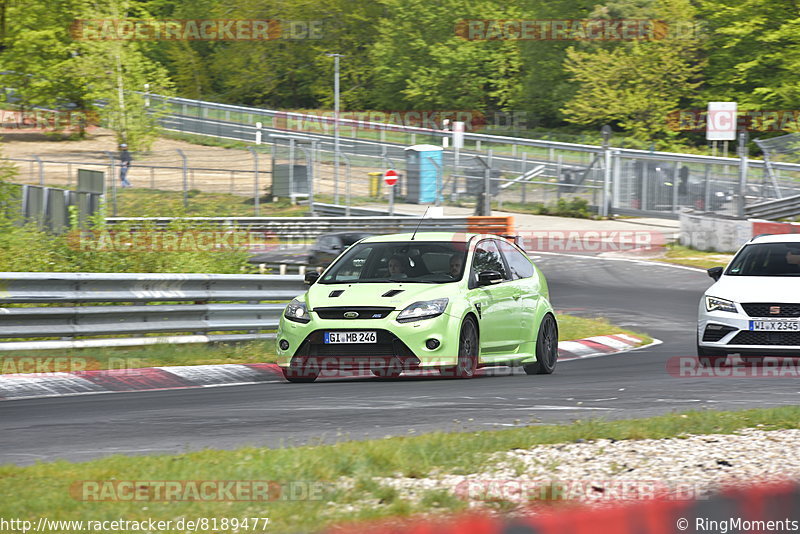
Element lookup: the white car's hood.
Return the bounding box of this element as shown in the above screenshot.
[707,275,800,303]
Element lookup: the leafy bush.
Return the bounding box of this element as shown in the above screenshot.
[0,202,254,274]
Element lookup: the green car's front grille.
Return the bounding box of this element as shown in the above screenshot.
[313,307,394,320]
[290,329,421,370]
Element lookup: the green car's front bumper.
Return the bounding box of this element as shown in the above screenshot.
[276,309,466,373]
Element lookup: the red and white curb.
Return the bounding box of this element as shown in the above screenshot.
[557,333,652,361]
[0,335,655,401]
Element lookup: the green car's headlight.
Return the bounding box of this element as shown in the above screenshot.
[397,298,449,323]
[285,298,310,323]
[705,296,737,313]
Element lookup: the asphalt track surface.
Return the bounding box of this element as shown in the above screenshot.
[2,254,799,466]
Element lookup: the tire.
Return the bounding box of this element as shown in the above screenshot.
[697,344,727,368]
[442,316,479,378]
[524,314,558,375]
[282,367,318,383]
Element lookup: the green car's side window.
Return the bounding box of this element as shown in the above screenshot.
[471,240,508,282]
[328,246,373,281]
[497,240,534,280]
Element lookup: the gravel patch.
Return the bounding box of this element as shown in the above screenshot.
[363,428,800,509]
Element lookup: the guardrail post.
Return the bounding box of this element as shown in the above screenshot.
[611,150,621,210]
[176,149,188,210]
[103,151,118,217]
[484,150,493,215]
[34,155,44,185]
[600,125,612,218]
[737,131,749,218]
[248,147,260,216]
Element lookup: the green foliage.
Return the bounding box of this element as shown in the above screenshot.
[560,0,704,141]
[0,214,253,273]
[0,0,172,149]
[502,197,594,219]
[2,0,800,145]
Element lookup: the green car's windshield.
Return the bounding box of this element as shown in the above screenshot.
[726,242,800,276]
[320,241,468,284]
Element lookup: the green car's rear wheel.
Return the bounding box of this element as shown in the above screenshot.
[442,316,479,378]
[524,314,558,375]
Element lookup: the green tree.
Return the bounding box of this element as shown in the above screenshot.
[696,0,800,110]
[369,0,522,111]
[559,0,704,140]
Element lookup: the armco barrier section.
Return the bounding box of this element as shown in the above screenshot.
[326,481,800,534]
[104,215,514,240]
[678,212,753,253]
[680,212,800,252]
[0,273,307,350]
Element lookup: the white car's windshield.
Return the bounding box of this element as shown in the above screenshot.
[726,243,800,276]
[320,241,468,284]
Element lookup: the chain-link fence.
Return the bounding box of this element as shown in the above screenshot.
[8,93,800,219]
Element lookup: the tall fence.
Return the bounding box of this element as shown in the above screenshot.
[7,93,800,219]
[149,93,800,219]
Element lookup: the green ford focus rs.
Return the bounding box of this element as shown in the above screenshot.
[276,232,558,383]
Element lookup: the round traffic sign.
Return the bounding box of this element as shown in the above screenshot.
[383,169,398,186]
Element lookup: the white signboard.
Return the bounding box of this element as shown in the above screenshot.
[706,102,737,141]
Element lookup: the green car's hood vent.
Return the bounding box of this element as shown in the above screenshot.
[309,283,440,310]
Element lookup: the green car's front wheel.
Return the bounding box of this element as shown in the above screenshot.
[442,316,479,378]
[524,314,558,375]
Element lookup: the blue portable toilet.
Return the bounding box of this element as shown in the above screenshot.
[404,144,443,204]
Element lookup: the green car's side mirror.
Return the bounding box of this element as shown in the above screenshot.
[477,271,503,287]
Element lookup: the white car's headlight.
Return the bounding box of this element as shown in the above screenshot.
[705,296,737,313]
[284,298,310,323]
[397,298,449,323]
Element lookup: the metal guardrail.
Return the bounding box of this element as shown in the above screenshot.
[0,273,307,349]
[311,203,411,217]
[744,193,800,220]
[103,215,507,239]
[152,93,800,172]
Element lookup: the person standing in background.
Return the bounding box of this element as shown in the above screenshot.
[119,143,132,188]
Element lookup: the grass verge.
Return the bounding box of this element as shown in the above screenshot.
[116,188,306,217]
[0,314,651,374]
[653,244,733,270]
[1,406,798,533]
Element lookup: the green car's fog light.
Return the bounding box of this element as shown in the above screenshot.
[425,339,440,349]
[279,339,290,350]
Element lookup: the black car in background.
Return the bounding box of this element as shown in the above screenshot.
[307,232,373,269]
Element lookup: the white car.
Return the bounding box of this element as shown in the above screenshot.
[698,234,800,366]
